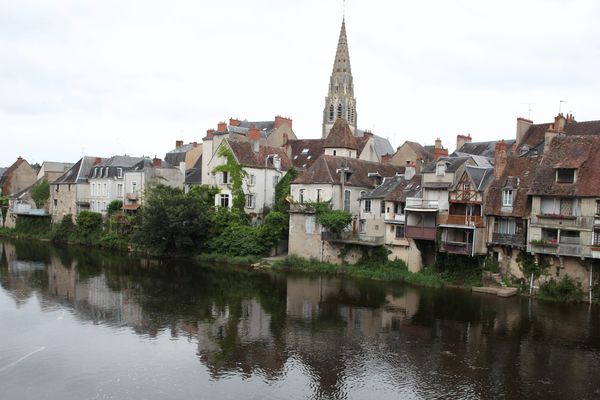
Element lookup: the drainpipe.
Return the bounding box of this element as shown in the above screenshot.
[590,262,593,304]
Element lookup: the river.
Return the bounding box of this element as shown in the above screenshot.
[1,239,600,399]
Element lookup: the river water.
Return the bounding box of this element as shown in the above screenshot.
[1,239,600,399]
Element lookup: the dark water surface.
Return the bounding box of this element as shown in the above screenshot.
[1,239,600,399]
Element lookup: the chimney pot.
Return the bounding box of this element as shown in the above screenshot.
[274,115,292,129]
[229,118,241,127]
[206,129,215,139]
[153,157,162,167]
[248,126,261,141]
[175,140,183,149]
[217,121,227,133]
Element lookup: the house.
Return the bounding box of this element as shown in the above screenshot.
[50,156,104,222]
[484,154,541,278]
[527,134,600,289]
[88,155,184,215]
[390,138,447,172]
[358,165,424,271]
[0,157,37,197]
[206,131,291,217]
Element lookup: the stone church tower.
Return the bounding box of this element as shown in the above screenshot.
[322,19,357,138]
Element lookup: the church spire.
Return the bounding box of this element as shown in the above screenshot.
[322,18,357,138]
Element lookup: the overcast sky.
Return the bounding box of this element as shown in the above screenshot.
[2,0,600,166]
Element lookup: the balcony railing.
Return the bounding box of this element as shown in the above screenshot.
[439,214,483,227]
[440,240,473,255]
[405,198,439,210]
[490,232,525,247]
[529,242,592,258]
[405,226,437,240]
[530,214,594,229]
[384,213,405,224]
[321,231,384,247]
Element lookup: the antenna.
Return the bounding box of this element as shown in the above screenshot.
[559,100,567,114]
[527,103,533,119]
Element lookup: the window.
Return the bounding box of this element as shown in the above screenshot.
[364,199,371,212]
[436,162,446,176]
[560,230,580,245]
[333,150,337,156]
[594,230,600,246]
[117,168,123,178]
[396,225,405,238]
[248,174,255,186]
[344,190,351,212]
[502,189,513,206]
[316,189,322,202]
[102,201,106,211]
[53,199,57,207]
[541,228,558,243]
[494,217,516,234]
[117,184,123,197]
[221,171,230,184]
[556,168,576,183]
[245,194,255,209]
[329,104,334,121]
[337,104,342,118]
[273,176,279,188]
[93,168,98,178]
[596,200,600,216]
[299,189,305,204]
[560,198,573,216]
[380,200,385,214]
[219,194,230,208]
[132,181,137,193]
[359,219,366,233]
[305,215,316,234]
[103,183,107,196]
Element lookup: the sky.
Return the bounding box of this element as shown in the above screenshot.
[2,0,600,166]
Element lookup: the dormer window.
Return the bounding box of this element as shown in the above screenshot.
[117,168,123,178]
[502,189,513,207]
[436,162,446,176]
[556,168,576,183]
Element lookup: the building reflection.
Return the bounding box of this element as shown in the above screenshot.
[2,239,600,398]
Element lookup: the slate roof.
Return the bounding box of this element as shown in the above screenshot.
[185,156,203,185]
[529,135,600,197]
[0,168,6,179]
[165,143,198,166]
[53,156,103,185]
[227,140,291,170]
[421,156,471,174]
[40,161,74,174]
[362,174,422,201]
[462,166,495,191]
[356,130,394,156]
[324,118,358,150]
[454,140,515,158]
[288,139,325,170]
[485,155,541,217]
[293,155,404,188]
[88,156,146,179]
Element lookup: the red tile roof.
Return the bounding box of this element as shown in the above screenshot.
[227,140,291,170]
[288,139,325,170]
[323,118,358,150]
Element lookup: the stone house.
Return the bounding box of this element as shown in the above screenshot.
[36,162,74,182]
[0,157,37,197]
[50,156,104,222]
[205,133,291,217]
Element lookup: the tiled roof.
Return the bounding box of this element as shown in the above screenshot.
[293,155,404,188]
[518,119,600,153]
[485,155,540,217]
[288,139,325,170]
[227,140,291,170]
[54,156,103,185]
[323,118,358,150]
[185,156,203,185]
[529,135,600,197]
[403,141,434,162]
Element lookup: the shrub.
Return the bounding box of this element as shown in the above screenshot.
[317,209,352,234]
[107,200,123,215]
[52,214,76,242]
[31,180,50,208]
[538,276,584,303]
[76,211,103,238]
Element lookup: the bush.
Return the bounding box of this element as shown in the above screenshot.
[107,200,123,215]
[99,232,129,250]
[538,276,584,303]
[317,209,352,234]
[31,180,50,208]
[15,215,51,236]
[76,211,103,238]
[52,214,76,242]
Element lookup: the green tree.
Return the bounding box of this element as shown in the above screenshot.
[134,184,211,254]
[273,167,297,213]
[76,211,103,239]
[107,200,123,215]
[0,195,8,226]
[31,180,50,208]
[317,209,352,234]
[517,252,550,295]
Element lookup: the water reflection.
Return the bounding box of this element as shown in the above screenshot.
[1,239,600,399]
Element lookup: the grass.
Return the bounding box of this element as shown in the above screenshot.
[538,276,584,303]
[272,255,448,288]
[196,252,261,265]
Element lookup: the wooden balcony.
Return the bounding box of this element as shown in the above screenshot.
[490,232,525,247]
[439,214,483,227]
[321,231,384,247]
[405,226,437,240]
[440,240,473,255]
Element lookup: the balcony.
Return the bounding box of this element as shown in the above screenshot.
[405,226,437,241]
[530,214,594,229]
[321,231,384,247]
[126,192,139,201]
[529,241,592,258]
[439,214,483,227]
[490,232,525,247]
[405,198,439,210]
[440,240,473,255]
[384,213,405,224]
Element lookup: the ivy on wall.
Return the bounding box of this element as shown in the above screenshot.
[212,145,248,213]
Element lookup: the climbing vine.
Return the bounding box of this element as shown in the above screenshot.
[273,167,297,213]
[212,146,248,213]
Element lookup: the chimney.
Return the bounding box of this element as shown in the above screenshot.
[456,134,472,151]
[516,117,532,147]
[494,139,508,179]
[248,126,260,152]
[192,141,198,148]
[206,129,215,139]
[175,140,183,149]
[94,157,102,165]
[16,156,24,166]
[544,125,558,154]
[229,118,241,127]
[274,115,292,129]
[217,121,227,133]
[381,154,391,164]
[554,113,566,132]
[363,129,373,137]
[433,138,448,160]
[566,113,576,123]
[153,157,162,168]
[405,161,416,180]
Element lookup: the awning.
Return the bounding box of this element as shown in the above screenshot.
[123,204,141,210]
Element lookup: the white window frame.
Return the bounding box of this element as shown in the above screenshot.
[273,175,279,188]
[117,168,123,178]
[364,199,371,212]
[245,193,255,209]
[117,183,123,197]
[502,189,513,206]
[344,190,351,212]
[219,194,230,208]
[249,174,256,186]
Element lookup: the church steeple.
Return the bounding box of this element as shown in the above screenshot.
[322,18,357,138]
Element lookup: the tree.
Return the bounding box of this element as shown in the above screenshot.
[134,184,211,254]
[517,252,550,295]
[273,167,297,213]
[31,180,50,209]
[76,211,103,239]
[0,195,8,226]
[107,200,123,215]
[317,209,352,234]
